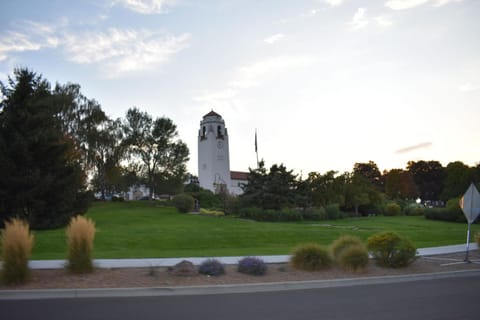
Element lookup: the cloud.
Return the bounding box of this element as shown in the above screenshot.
[0,18,189,78]
[114,0,176,14]
[237,56,314,82]
[458,82,479,92]
[349,9,393,30]
[264,33,285,45]
[324,0,344,6]
[63,28,190,77]
[385,0,462,10]
[193,89,237,103]
[351,8,369,30]
[395,142,432,154]
[0,20,59,61]
[374,15,393,27]
[194,55,314,110]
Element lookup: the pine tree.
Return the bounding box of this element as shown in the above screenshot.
[0,68,90,229]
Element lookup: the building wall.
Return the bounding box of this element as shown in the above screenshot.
[198,112,232,193]
[230,179,248,195]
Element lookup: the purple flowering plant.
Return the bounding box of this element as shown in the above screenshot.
[237,257,267,276]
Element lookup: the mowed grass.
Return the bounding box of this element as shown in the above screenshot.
[30,202,480,259]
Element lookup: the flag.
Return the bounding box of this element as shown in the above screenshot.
[255,129,258,153]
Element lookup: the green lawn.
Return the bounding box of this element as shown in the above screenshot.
[30,201,480,259]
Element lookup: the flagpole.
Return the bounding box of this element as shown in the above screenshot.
[255,129,259,168]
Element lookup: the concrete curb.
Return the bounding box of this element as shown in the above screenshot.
[1,269,479,300]
[26,243,479,269]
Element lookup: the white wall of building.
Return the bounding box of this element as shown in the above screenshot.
[198,111,232,193]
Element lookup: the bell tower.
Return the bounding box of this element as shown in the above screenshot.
[198,110,231,193]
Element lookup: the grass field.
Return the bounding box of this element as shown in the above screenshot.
[30,201,480,260]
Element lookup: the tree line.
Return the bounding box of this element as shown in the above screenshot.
[239,159,480,216]
[0,68,189,229]
[1,68,478,228]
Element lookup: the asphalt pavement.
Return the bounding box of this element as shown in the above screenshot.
[2,274,480,320]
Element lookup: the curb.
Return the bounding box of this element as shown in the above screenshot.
[1,270,479,300]
[26,243,479,269]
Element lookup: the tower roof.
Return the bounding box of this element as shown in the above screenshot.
[203,110,222,118]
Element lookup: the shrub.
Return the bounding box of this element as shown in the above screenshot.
[291,243,332,271]
[1,219,34,285]
[424,208,465,223]
[367,232,416,268]
[66,216,96,273]
[198,259,225,276]
[302,207,326,221]
[337,244,369,272]
[238,207,303,222]
[330,235,364,262]
[237,257,268,276]
[170,260,197,277]
[403,204,424,216]
[476,232,480,249]
[325,204,344,220]
[446,197,461,211]
[173,193,195,213]
[384,202,402,216]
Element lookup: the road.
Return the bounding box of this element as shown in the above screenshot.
[3,275,479,320]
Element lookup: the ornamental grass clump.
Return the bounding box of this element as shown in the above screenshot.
[66,216,96,273]
[367,231,416,268]
[337,244,369,272]
[237,257,268,276]
[198,259,225,277]
[330,235,369,271]
[1,219,34,285]
[330,235,364,262]
[291,243,332,271]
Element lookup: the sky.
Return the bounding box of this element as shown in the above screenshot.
[1,0,479,176]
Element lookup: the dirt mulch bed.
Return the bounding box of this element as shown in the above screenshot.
[1,252,479,290]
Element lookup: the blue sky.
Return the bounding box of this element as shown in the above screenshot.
[1,0,479,176]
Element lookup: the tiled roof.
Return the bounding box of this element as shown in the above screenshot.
[231,171,249,180]
[203,110,221,118]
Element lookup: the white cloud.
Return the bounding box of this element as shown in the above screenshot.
[0,18,189,78]
[302,9,320,17]
[237,56,314,83]
[351,8,369,30]
[432,0,463,6]
[193,89,237,103]
[385,0,462,10]
[374,15,393,27]
[458,82,479,92]
[264,33,285,45]
[63,28,190,77]
[229,80,260,89]
[324,0,344,6]
[0,21,59,61]
[114,0,176,14]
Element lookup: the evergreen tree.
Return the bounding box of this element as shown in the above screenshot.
[0,69,90,229]
[240,161,298,210]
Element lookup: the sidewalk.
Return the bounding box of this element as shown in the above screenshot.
[28,243,479,270]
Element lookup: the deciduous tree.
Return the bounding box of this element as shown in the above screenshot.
[123,107,189,199]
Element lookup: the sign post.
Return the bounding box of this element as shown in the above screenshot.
[459,183,480,263]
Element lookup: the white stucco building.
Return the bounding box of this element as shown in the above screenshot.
[198,110,248,195]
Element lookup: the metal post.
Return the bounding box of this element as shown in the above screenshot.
[465,223,471,263]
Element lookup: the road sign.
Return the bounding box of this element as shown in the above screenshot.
[460,183,480,224]
[459,183,480,262]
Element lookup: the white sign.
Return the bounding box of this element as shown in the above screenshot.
[460,183,480,224]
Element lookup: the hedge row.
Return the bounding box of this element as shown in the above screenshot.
[238,204,344,222]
